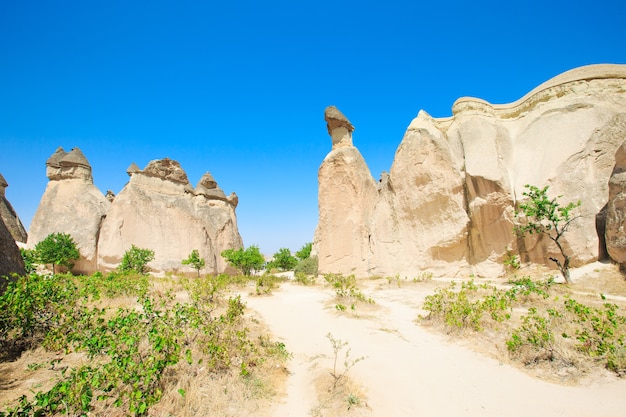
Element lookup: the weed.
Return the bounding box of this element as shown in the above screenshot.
[326,333,365,390]
[324,274,374,306]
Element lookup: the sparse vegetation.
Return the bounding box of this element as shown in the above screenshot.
[0,272,289,416]
[324,273,374,309]
[515,184,581,284]
[326,333,365,390]
[421,276,626,377]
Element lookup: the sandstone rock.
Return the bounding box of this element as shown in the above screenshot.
[325,105,355,149]
[28,147,110,274]
[315,107,377,276]
[316,64,626,278]
[0,173,28,243]
[0,216,25,293]
[606,138,626,267]
[97,158,242,274]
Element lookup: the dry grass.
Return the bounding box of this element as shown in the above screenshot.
[310,373,371,417]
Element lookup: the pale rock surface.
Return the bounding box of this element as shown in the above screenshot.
[315,108,377,276]
[27,148,110,274]
[0,173,28,243]
[97,159,242,274]
[315,64,626,277]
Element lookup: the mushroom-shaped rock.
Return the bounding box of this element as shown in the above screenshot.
[28,147,110,274]
[142,158,190,185]
[46,147,93,181]
[127,162,141,176]
[197,172,218,189]
[195,172,227,200]
[325,106,355,149]
[46,147,68,168]
[59,147,91,168]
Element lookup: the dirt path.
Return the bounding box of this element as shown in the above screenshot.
[243,281,626,417]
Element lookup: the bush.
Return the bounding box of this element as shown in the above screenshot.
[20,248,38,274]
[294,255,318,276]
[118,245,155,274]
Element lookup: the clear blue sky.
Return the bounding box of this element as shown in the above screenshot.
[1,0,625,255]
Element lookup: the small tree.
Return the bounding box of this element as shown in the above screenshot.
[221,245,265,276]
[118,244,155,274]
[515,184,581,284]
[182,249,205,277]
[268,248,298,271]
[295,242,312,261]
[34,232,80,274]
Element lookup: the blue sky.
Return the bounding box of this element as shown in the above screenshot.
[1,0,625,255]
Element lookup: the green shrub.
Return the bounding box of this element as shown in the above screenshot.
[1,272,289,416]
[294,255,318,276]
[20,248,38,274]
[118,245,155,274]
[294,271,314,285]
[182,249,205,277]
[324,273,374,305]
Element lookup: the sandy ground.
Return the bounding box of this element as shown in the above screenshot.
[242,274,626,417]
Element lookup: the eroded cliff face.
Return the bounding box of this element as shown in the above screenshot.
[315,64,626,278]
[97,159,242,274]
[0,173,28,243]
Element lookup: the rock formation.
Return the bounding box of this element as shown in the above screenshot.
[315,64,626,277]
[0,173,27,243]
[97,158,242,274]
[28,148,110,274]
[0,217,25,292]
[606,138,626,268]
[27,147,111,274]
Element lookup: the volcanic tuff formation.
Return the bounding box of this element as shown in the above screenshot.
[0,173,26,290]
[28,147,110,274]
[0,217,25,292]
[0,173,27,243]
[28,151,242,275]
[315,64,626,278]
[97,159,242,274]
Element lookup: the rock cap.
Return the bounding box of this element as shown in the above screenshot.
[46,147,68,168]
[325,106,354,135]
[142,158,190,185]
[59,147,91,168]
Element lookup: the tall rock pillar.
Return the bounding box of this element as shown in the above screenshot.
[27,147,111,274]
[314,106,378,276]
